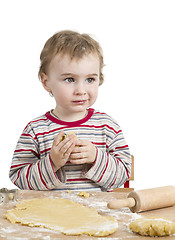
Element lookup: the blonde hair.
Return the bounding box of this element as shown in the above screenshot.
[38,30,104,85]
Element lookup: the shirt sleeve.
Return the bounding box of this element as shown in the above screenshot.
[83,121,131,191]
[9,124,65,190]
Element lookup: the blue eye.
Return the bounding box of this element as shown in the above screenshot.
[86,78,95,83]
[65,78,74,83]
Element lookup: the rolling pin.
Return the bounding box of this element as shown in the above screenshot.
[107,186,175,213]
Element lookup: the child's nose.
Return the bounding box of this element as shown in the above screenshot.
[74,83,86,95]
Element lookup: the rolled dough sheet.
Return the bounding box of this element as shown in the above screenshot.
[5,198,118,237]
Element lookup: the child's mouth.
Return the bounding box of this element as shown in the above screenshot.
[72,100,87,105]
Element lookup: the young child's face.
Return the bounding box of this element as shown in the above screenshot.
[42,53,100,119]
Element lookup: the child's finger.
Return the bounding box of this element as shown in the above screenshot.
[64,141,76,159]
[75,140,87,146]
[71,145,86,153]
[53,131,76,148]
[70,158,88,164]
[59,136,75,154]
[52,131,65,147]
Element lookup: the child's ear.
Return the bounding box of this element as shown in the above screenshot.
[40,73,51,93]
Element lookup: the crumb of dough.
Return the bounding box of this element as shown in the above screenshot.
[129,217,175,237]
[5,198,117,237]
[78,191,90,198]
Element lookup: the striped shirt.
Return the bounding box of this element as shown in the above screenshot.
[9,108,131,191]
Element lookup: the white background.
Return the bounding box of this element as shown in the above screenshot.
[0,0,175,190]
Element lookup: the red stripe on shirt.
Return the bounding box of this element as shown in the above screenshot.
[14,168,22,185]
[115,145,129,150]
[21,133,36,139]
[26,164,32,190]
[35,124,121,138]
[97,153,109,183]
[91,142,106,146]
[49,154,58,179]
[114,154,130,179]
[35,127,65,138]
[67,178,88,182]
[37,163,49,189]
[10,163,31,169]
[40,148,51,155]
[14,149,40,159]
[15,148,50,158]
[94,111,106,115]
[83,124,122,135]
[110,159,119,188]
[24,118,49,131]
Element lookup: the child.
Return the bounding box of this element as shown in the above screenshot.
[9,30,131,191]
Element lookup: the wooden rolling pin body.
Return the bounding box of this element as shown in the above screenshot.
[108,186,175,213]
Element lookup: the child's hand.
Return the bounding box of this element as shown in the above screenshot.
[69,140,97,165]
[50,131,76,171]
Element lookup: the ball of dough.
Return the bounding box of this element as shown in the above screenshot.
[60,132,77,142]
[129,217,175,237]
